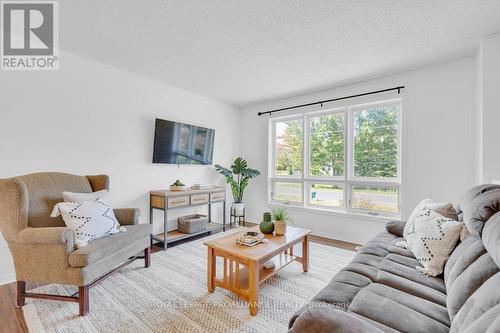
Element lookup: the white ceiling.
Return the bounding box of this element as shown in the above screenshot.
[60,1,500,106]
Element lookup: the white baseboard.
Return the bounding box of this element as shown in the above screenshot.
[0,273,15,286]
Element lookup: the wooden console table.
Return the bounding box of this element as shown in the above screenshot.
[150,187,226,250]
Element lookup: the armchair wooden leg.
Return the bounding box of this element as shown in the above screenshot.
[16,281,26,307]
[79,285,89,316]
[144,247,151,268]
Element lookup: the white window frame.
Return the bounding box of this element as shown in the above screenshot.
[268,98,403,218]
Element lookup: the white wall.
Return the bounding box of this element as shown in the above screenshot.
[0,51,240,284]
[239,57,478,244]
[479,32,500,183]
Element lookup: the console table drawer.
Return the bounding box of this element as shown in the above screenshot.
[210,192,225,202]
[191,193,209,205]
[167,196,189,208]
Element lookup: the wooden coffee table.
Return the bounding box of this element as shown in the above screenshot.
[204,225,311,315]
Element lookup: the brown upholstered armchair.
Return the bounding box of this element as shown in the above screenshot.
[0,172,152,316]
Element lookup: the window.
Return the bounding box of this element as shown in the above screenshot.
[351,185,399,215]
[353,105,398,178]
[309,183,344,209]
[309,113,344,177]
[269,99,401,217]
[274,118,302,176]
[271,181,303,205]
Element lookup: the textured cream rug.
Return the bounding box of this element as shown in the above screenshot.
[23,230,355,333]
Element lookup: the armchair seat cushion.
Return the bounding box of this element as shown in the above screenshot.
[69,224,152,268]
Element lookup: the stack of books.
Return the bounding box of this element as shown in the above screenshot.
[236,232,264,247]
[191,184,213,190]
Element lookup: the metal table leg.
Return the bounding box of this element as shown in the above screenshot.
[163,208,168,250]
[223,201,226,231]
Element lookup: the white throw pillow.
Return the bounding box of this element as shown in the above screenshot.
[404,208,463,276]
[63,189,110,203]
[404,199,458,239]
[51,198,122,248]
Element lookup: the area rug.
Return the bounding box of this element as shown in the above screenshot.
[23,230,355,333]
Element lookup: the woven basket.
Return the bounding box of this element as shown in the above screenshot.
[178,214,208,234]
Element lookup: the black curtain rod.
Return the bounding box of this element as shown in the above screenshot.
[257,85,405,116]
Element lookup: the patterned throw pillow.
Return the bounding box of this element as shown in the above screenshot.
[403,199,458,239]
[51,196,122,248]
[404,207,463,276]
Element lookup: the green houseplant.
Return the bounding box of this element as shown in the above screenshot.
[272,208,289,235]
[170,179,185,192]
[215,157,260,216]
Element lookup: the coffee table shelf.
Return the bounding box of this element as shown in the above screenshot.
[237,253,298,289]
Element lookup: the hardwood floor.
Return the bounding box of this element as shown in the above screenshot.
[0,283,28,333]
[0,226,359,333]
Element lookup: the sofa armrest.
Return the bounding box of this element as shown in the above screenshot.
[386,220,406,237]
[114,208,141,225]
[17,227,75,253]
[289,307,384,333]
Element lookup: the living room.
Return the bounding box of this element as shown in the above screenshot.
[1,1,500,332]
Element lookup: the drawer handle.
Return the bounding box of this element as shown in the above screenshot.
[170,200,186,204]
[192,198,206,202]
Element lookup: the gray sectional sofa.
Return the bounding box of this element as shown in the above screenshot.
[289,185,500,333]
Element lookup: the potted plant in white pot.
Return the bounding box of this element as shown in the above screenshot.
[215,157,260,217]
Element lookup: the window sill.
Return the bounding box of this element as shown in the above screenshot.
[268,202,403,222]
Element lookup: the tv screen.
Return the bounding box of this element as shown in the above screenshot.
[153,118,215,165]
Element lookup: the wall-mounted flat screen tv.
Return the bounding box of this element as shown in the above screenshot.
[153,118,215,165]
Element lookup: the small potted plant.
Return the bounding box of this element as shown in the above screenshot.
[170,180,185,192]
[215,157,260,216]
[272,208,289,235]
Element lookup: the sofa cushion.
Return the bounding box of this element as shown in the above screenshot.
[448,212,500,332]
[457,185,500,236]
[482,211,500,267]
[69,224,151,267]
[349,283,450,333]
[456,184,500,215]
[449,273,500,333]
[290,305,386,333]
